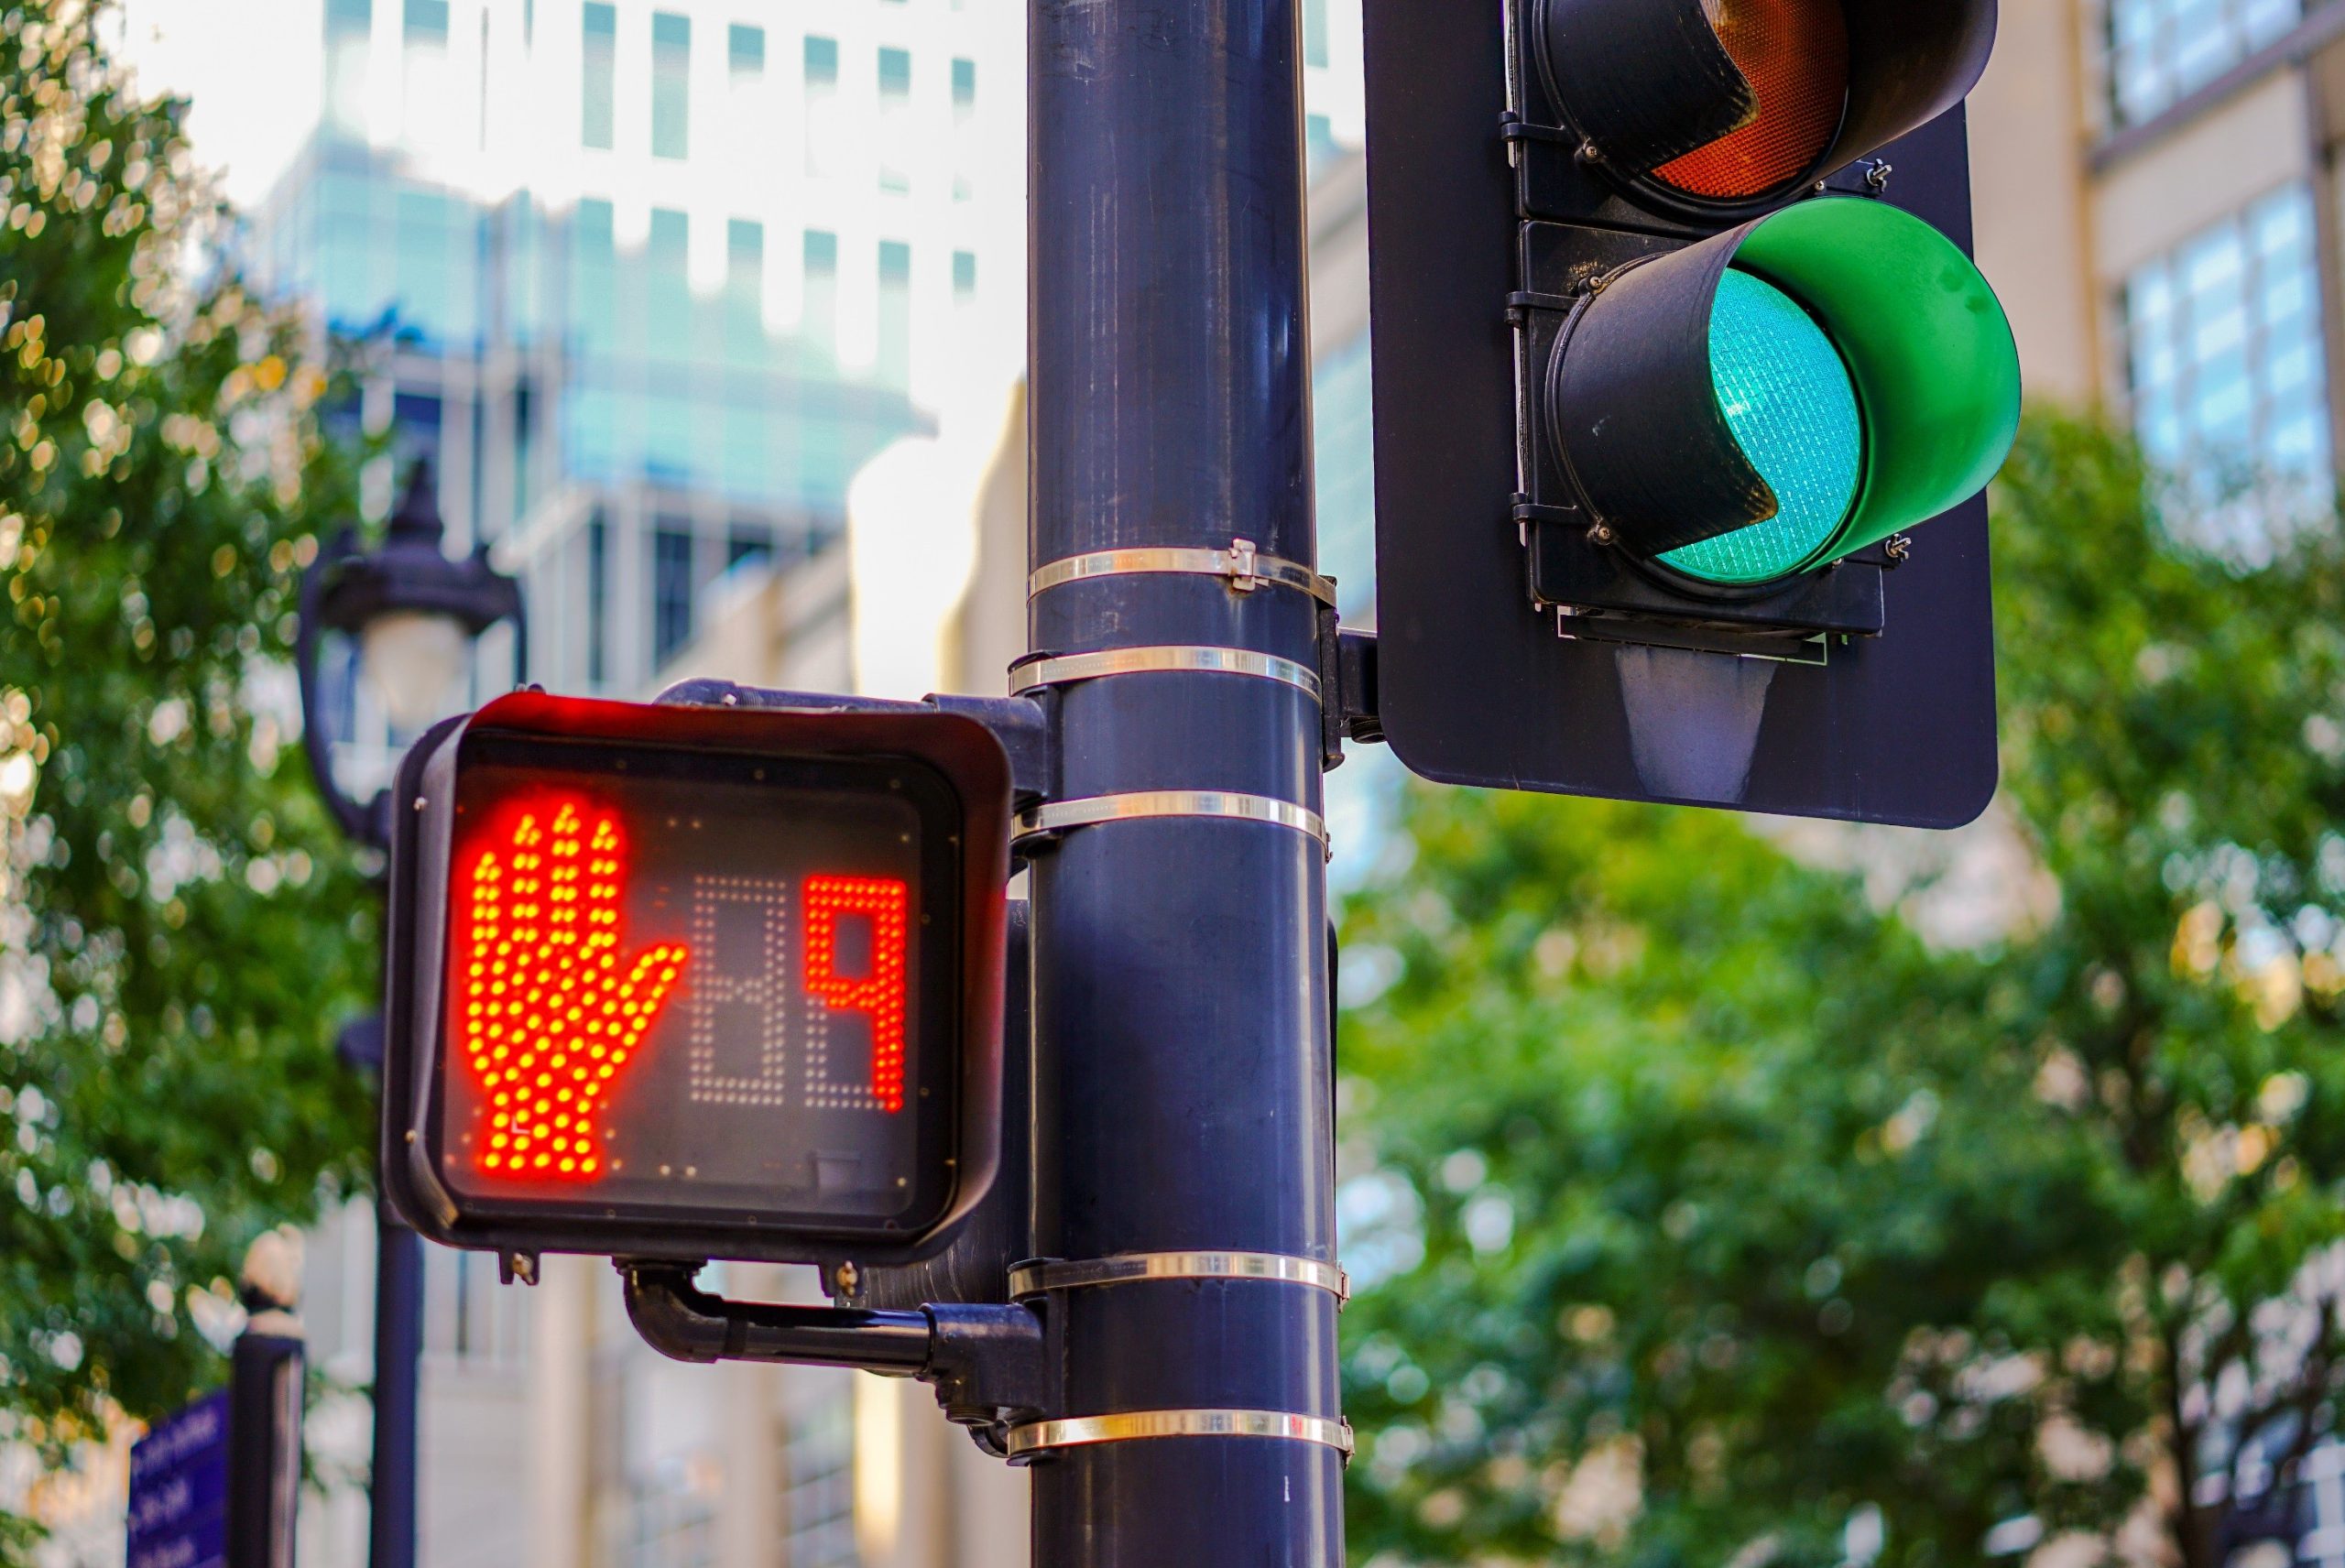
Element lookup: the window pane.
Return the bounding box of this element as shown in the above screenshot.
[804,35,838,85]
[652,13,690,159]
[878,241,911,389]
[652,527,697,665]
[729,23,764,75]
[2120,180,2330,510]
[2105,0,2304,125]
[582,2,616,150]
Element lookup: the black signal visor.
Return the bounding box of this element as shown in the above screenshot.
[1529,0,1998,216]
[379,691,1013,1269]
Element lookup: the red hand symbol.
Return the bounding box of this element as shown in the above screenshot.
[457,797,688,1181]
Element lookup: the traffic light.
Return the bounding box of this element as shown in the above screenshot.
[1362,0,2018,826]
[380,691,1013,1269]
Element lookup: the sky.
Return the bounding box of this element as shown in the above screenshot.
[112,0,323,208]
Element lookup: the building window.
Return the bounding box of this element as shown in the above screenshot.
[951,59,977,201]
[805,35,840,179]
[2107,0,2301,126]
[648,209,690,358]
[725,218,763,350]
[878,241,912,388]
[404,0,447,38]
[726,523,774,570]
[571,197,616,353]
[805,35,839,85]
[952,249,976,303]
[327,0,372,136]
[803,228,838,364]
[1312,331,1378,617]
[652,12,690,159]
[1303,0,1330,69]
[652,526,697,666]
[782,1396,856,1568]
[585,515,608,689]
[728,23,764,77]
[582,2,616,150]
[878,48,913,193]
[2123,182,2329,492]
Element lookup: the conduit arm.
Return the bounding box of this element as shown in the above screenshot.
[620,1261,933,1373]
[618,1262,1053,1444]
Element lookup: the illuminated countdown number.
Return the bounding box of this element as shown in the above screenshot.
[685,874,910,1116]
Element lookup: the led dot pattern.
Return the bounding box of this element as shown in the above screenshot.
[1663,268,1863,584]
[456,796,690,1182]
[1653,0,1849,200]
[684,876,794,1109]
[802,876,910,1116]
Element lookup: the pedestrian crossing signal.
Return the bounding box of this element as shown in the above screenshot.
[380,691,1012,1268]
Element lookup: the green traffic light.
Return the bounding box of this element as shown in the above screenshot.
[1663,269,1864,585]
[1659,199,2022,585]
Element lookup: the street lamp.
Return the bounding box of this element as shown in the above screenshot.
[294,461,525,1568]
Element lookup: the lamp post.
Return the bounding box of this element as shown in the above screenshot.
[294,463,524,1568]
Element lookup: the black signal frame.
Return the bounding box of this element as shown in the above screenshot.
[1363,0,2002,826]
[1510,202,1896,657]
[1508,0,2000,234]
[379,691,1014,1269]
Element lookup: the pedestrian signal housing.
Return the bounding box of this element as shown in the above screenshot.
[380,691,1012,1267]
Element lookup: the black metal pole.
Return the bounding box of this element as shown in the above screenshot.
[367,1212,422,1568]
[1026,0,1341,1560]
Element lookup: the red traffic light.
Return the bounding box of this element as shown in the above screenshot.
[382,691,1012,1268]
[1522,0,1998,223]
[1650,0,1849,200]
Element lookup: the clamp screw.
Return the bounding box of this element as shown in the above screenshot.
[833,1261,862,1299]
[1865,161,1894,192]
[1587,523,1617,547]
[1883,534,1914,565]
[1576,138,1604,166]
[1225,537,1262,593]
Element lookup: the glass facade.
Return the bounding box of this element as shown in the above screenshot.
[248,0,1013,707]
[2123,181,2329,488]
[2107,0,2302,126]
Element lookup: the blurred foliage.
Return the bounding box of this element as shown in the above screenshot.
[0,0,375,1550]
[1338,410,2345,1568]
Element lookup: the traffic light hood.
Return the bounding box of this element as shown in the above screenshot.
[1546,196,2021,581]
[1533,0,2000,211]
[1734,198,2021,561]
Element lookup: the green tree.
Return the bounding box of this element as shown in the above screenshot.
[1338,411,2345,1568]
[1,1,374,1549]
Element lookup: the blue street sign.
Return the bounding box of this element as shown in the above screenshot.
[126,1389,230,1568]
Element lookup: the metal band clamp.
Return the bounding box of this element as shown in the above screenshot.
[1006,1410,1354,1462]
[1009,1251,1350,1303]
[1010,646,1321,702]
[1014,791,1328,853]
[1029,538,1338,608]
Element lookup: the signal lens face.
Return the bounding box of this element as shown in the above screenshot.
[1653,0,1849,200]
[436,738,953,1228]
[1663,268,1862,584]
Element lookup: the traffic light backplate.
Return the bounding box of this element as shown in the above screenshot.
[1363,0,2001,827]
